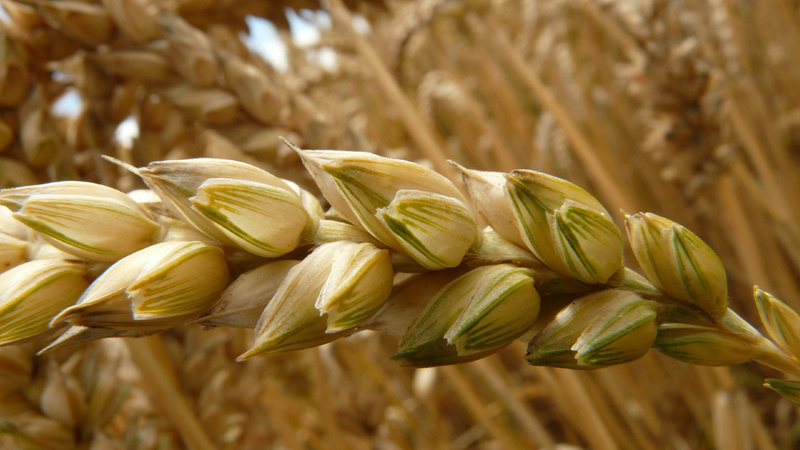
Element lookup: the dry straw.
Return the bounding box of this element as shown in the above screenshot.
[2,0,800,448]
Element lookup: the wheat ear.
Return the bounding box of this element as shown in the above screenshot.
[2,142,800,407]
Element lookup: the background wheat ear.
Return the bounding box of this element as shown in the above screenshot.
[1,0,800,448]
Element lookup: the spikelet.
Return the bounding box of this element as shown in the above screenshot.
[456,164,526,248]
[626,212,728,318]
[366,269,467,336]
[394,264,540,367]
[52,241,229,332]
[155,84,240,125]
[101,0,160,43]
[0,205,28,240]
[0,411,76,449]
[139,157,313,256]
[238,241,393,359]
[652,307,763,366]
[504,169,624,284]
[18,91,60,169]
[107,82,139,123]
[527,289,660,368]
[0,181,160,262]
[0,232,28,272]
[764,379,800,406]
[0,259,89,346]
[0,0,44,32]
[754,287,800,358]
[203,260,301,328]
[0,117,13,153]
[158,13,219,86]
[216,50,287,124]
[0,345,33,393]
[29,0,114,46]
[86,50,176,83]
[297,147,477,269]
[0,158,37,189]
[0,32,31,107]
[458,164,624,283]
[39,361,86,428]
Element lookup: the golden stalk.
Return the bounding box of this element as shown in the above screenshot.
[473,16,635,212]
[326,0,453,179]
[125,335,216,450]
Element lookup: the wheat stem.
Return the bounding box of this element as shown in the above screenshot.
[440,365,522,448]
[540,368,619,450]
[125,335,216,450]
[470,357,555,448]
[474,16,635,212]
[573,0,644,64]
[310,349,347,449]
[327,0,454,179]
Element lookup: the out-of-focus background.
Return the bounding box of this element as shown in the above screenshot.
[1,0,800,448]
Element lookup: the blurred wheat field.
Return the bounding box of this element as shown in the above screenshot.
[1,0,800,448]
